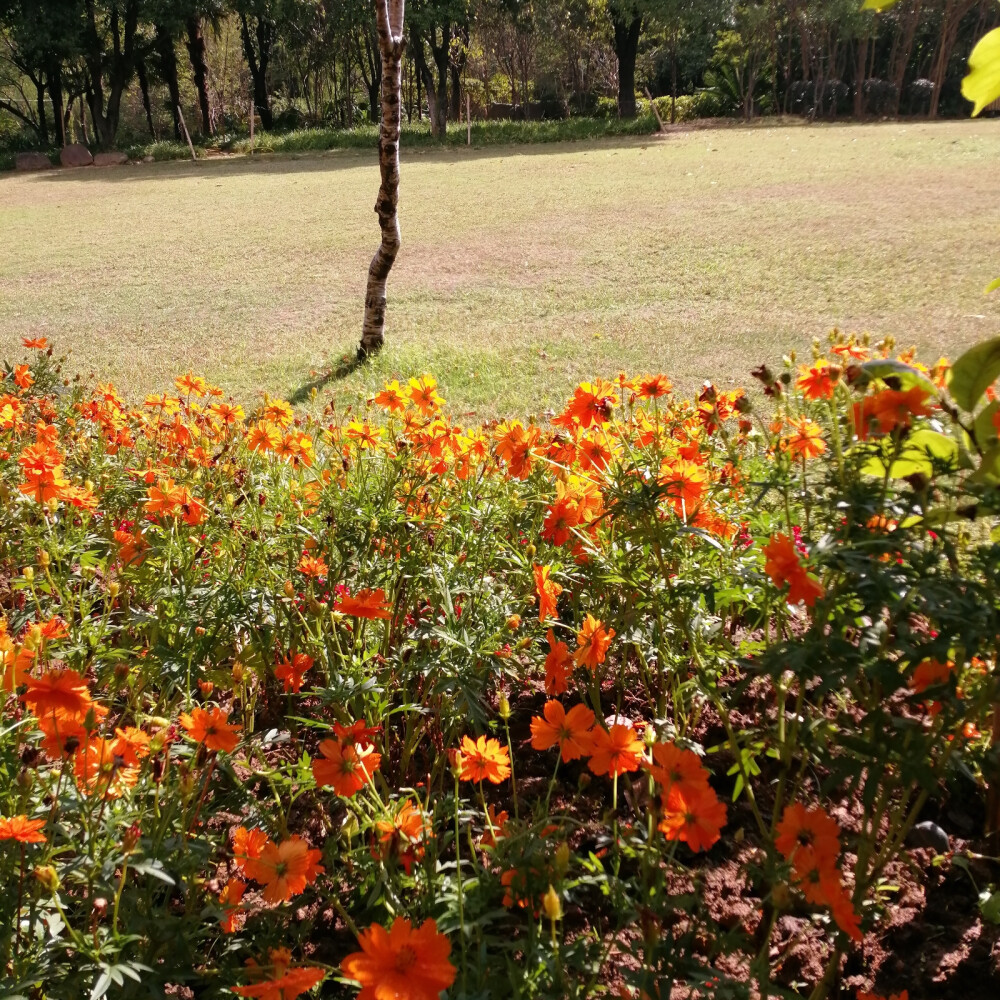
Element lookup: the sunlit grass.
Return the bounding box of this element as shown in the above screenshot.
[2,119,999,418]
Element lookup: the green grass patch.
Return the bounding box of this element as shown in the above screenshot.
[2,119,999,416]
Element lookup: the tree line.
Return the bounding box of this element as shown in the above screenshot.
[1,0,997,151]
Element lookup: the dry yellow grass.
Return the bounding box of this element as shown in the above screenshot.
[2,118,1000,416]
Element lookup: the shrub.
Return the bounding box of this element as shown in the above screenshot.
[1,334,998,999]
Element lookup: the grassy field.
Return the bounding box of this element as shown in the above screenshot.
[2,119,1000,417]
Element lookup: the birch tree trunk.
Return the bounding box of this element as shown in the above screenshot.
[360,0,406,356]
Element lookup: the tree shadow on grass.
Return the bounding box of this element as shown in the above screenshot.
[287,350,368,405]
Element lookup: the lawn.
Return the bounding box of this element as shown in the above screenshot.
[2,118,1000,417]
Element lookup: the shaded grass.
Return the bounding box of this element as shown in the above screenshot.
[2,119,999,418]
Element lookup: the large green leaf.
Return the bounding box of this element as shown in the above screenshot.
[962,28,1000,117]
[970,444,1000,486]
[947,337,1000,412]
[860,429,960,480]
[856,359,937,395]
[973,400,1000,450]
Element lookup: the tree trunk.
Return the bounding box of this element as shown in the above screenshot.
[239,12,273,130]
[449,23,468,121]
[360,0,406,356]
[890,1,922,116]
[155,23,182,140]
[928,0,976,118]
[136,58,156,138]
[186,16,213,136]
[854,32,868,119]
[47,62,65,147]
[35,74,48,146]
[670,31,677,124]
[413,28,447,137]
[611,10,641,119]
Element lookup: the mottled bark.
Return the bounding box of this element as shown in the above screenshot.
[186,17,213,136]
[360,0,406,356]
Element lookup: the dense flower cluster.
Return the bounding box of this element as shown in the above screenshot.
[1,335,997,999]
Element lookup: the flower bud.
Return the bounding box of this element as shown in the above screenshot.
[498,693,511,720]
[542,885,563,923]
[231,661,245,684]
[283,580,295,598]
[91,897,108,920]
[554,841,570,876]
[33,865,60,893]
[22,566,34,583]
[37,550,50,569]
[108,581,120,599]
[123,824,141,853]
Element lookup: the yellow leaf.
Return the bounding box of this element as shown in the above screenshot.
[986,276,1000,295]
[861,0,898,8]
[962,28,1000,117]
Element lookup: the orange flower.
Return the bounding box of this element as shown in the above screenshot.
[21,668,92,721]
[574,614,614,671]
[556,380,619,428]
[1,629,34,693]
[646,741,712,801]
[658,784,727,852]
[775,802,842,874]
[74,736,140,799]
[530,701,595,762]
[534,565,563,623]
[909,658,954,695]
[232,826,270,873]
[296,553,328,578]
[374,379,406,413]
[275,651,313,693]
[312,737,381,797]
[245,835,324,904]
[247,422,281,453]
[544,629,572,695]
[587,723,644,778]
[338,588,392,620]
[175,372,207,397]
[13,364,34,389]
[22,337,48,349]
[218,877,247,934]
[233,964,325,1000]
[375,799,433,874]
[407,375,444,415]
[179,706,241,753]
[0,815,47,843]
[456,735,511,784]
[795,360,839,400]
[340,917,456,1000]
[144,478,188,517]
[761,533,824,608]
[852,387,933,438]
[782,417,827,460]
[658,458,708,520]
[636,374,672,400]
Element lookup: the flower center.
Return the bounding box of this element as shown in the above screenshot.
[394,945,417,973]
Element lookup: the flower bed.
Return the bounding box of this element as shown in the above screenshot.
[1,334,999,999]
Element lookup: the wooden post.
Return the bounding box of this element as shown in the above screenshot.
[177,105,197,161]
[249,99,255,156]
[466,93,471,145]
